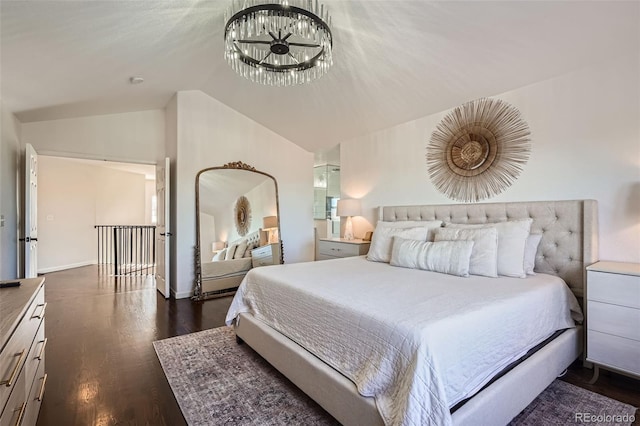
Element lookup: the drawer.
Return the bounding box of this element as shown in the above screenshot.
[25,322,46,389]
[0,365,26,426]
[587,330,640,376]
[23,360,46,426]
[588,301,640,341]
[0,286,45,409]
[588,271,640,308]
[316,253,340,261]
[318,241,362,257]
[252,245,272,258]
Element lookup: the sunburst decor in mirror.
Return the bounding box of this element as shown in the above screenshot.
[234,195,252,236]
[426,98,531,202]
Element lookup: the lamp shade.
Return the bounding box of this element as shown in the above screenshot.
[337,199,361,217]
[212,241,225,251]
[263,216,278,229]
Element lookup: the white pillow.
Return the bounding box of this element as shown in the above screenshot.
[225,244,237,260]
[434,227,498,278]
[376,220,443,241]
[367,227,431,263]
[524,233,542,275]
[444,219,533,278]
[234,241,248,260]
[390,237,474,277]
[212,249,226,262]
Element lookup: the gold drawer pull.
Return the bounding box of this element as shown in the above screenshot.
[31,302,47,319]
[36,373,48,402]
[36,338,48,361]
[1,349,26,387]
[13,401,27,426]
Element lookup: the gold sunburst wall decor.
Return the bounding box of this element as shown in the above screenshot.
[234,195,252,236]
[426,98,531,202]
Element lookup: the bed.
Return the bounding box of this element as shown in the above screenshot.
[225,200,598,425]
[199,229,263,296]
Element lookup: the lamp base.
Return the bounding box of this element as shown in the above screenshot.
[268,228,279,244]
[344,216,354,240]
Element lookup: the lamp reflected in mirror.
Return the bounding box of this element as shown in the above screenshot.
[263,216,279,244]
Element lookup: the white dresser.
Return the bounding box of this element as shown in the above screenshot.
[251,243,282,267]
[317,238,370,261]
[586,261,640,383]
[0,277,47,426]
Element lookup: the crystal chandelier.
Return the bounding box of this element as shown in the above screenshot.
[224,0,333,86]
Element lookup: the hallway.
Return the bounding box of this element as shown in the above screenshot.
[35,266,639,425]
[36,266,233,425]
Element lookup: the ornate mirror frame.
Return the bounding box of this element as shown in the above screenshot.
[192,161,283,301]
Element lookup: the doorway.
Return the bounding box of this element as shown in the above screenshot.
[35,156,156,274]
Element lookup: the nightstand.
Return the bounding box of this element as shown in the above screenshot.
[251,242,282,267]
[586,261,640,383]
[317,238,370,261]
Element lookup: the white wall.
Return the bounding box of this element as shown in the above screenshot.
[38,156,147,273]
[171,90,314,298]
[341,54,640,263]
[0,106,23,279]
[21,110,164,164]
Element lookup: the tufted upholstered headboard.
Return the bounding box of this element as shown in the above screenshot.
[379,200,598,298]
[230,228,263,249]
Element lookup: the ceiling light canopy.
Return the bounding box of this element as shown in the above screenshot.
[224,0,333,86]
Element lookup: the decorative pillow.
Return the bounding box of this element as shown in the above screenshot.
[234,240,248,260]
[243,242,255,258]
[367,227,431,263]
[434,227,498,277]
[444,219,533,278]
[376,220,443,241]
[390,237,474,277]
[212,249,226,262]
[225,244,237,260]
[524,233,542,275]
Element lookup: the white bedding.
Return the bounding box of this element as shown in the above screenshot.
[225,256,582,426]
[201,257,252,279]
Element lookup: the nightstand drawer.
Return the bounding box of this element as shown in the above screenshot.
[587,301,640,341]
[318,241,362,257]
[587,271,640,308]
[252,245,272,259]
[251,243,280,267]
[587,330,640,376]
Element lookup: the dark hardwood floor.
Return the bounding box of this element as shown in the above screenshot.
[36,265,232,426]
[36,265,639,425]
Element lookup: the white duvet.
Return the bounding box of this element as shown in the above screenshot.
[225,256,582,426]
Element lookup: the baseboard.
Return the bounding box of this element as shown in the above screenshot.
[39,260,96,274]
[172,289,193,299]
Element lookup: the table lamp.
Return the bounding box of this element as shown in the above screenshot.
[337,199,361,240]
[263,216,279,244]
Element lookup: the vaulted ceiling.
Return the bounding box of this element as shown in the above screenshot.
[1,1,637,152]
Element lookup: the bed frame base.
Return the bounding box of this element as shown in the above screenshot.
[236,313,582,426]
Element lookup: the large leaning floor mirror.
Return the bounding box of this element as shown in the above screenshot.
[193,162,282,301]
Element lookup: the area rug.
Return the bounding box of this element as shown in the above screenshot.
[154,327,637,426]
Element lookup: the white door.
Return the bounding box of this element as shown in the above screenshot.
[155,158,171,298]
[23,144,38,278]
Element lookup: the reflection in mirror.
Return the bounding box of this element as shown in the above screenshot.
[192,162,282,301]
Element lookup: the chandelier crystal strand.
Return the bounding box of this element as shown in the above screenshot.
[224,0,332,86]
